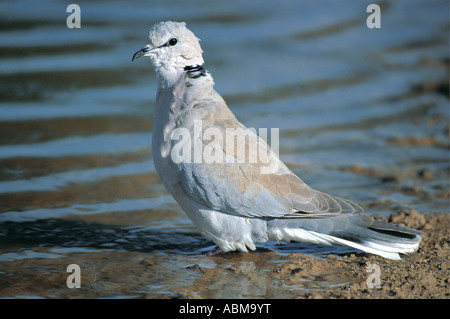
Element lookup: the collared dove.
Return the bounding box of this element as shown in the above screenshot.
[132,21,421,259]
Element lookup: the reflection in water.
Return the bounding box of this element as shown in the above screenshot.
[0,0,448,298]
[0,219,210,254]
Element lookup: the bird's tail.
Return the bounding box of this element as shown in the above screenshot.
[267,215,422,260]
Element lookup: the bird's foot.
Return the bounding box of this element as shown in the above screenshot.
[205,246,223,256]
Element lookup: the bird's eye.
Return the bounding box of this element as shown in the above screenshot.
[168,38,178,46]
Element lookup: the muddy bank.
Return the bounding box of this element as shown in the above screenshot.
[0,211,448,299]
[272,211,448,299]
[174,211,449,299]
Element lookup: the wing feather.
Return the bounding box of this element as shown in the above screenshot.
[174,100,363,219]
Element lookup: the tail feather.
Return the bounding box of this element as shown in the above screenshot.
[267,215,422,260]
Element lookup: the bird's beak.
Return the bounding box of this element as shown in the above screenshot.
[132,44,154,62]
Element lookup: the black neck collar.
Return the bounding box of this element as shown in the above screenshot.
[184,65,206,79]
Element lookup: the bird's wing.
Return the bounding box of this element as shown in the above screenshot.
[174,99,363,219]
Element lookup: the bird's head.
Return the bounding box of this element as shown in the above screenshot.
[132,21,204,87]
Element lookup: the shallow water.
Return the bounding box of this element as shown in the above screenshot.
[0,0,448,298]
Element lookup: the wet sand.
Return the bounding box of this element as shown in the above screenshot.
[173,211,449,299]
[0,210,447,299]
[272,211,449,299]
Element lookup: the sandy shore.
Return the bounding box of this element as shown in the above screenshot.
[270,211,449,298]
[0,211,447,299]
[174,210,449,299]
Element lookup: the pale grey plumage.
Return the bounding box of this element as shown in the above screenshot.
[133,21,422,259]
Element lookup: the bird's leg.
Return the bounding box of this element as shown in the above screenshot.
[205,245,223,256]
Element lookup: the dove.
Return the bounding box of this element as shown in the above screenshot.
[132,21,421,259]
